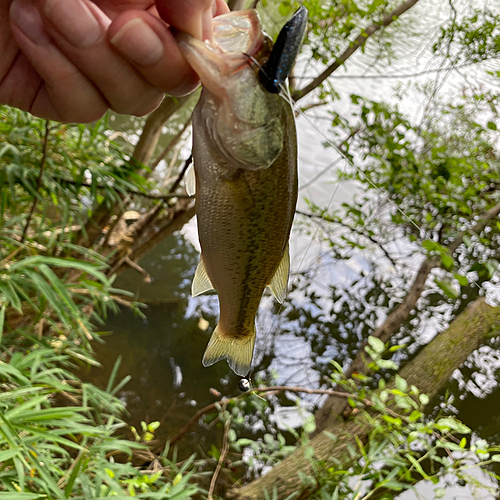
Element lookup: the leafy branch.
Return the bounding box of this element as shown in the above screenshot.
[292,0,421,101]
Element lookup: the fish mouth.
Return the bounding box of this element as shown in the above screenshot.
[173,10,268,96]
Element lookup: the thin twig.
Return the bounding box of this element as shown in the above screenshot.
[170,402,219,444]
[0,247,23,267]
[170,386,351,445]
[124,256,151,282]
[208,415,232,500]
[151,115,192,170]
[20,121,51,243]
[256,385,353,397]
[52,176,191,200]
[296,210,398,267]
[168,154,193,194]
[292,0,421,101]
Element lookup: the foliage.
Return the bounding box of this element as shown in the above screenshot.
[0,107,202,498]
[434,9,500,64]
[2,0,500,498]
[302,353,500,499]
[194,341,500,499]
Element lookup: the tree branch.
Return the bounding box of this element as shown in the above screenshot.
[74,95,190,249]
[291,0,421,102]
[315,200,500,431]
[53,176,190,201]
[208,415,232,500]
[151,116,192,170]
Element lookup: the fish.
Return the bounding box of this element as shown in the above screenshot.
[175,9,302,376]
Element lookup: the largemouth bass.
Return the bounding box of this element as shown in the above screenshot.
[176,10,299,376]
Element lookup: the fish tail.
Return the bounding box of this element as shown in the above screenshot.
[202,325,255,377]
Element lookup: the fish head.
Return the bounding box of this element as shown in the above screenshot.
[175,10,288,170]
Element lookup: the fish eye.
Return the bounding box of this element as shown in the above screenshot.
[238,378,251,392]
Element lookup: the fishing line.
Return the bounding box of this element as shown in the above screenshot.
[240,21,498,384]
[241,54,353,380]
[278,84,498,306]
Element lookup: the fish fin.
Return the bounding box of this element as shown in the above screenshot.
[185,164,196,196]
[192,257,215,297]
[202,325,255,377]
[268,244,290,304]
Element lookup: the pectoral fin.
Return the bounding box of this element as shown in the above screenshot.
[185,164,196,196]
[267,244,290,303]
[192,257,214,297]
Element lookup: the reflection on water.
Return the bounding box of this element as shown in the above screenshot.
[84,228,500,462]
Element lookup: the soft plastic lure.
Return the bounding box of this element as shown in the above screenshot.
[259,6,308,93]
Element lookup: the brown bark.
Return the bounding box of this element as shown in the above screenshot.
[128,200,196,265]
[135,95,191,171]
[291,0,421,102]
[228,297,500,500]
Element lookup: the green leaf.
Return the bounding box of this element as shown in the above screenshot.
[0,303,5,345]
[440,252,454,269]
[368,336,385,354]
[303,415,316,434]
[395,375,408,393]
[0,495,44,500]
[487,121,497,130]
[406,454,429,479]
[435,278,459,299]
[64,453,86,498]
[419,394,430,405]
[485,259,499,278]
[376,359,398,370]
[434,487,446,498]
[454,273,468,286]
[38,264,78,314]
[11,256,107,283]
[436,417,471,434]
[409,410,421,422]
[0,448,21,462]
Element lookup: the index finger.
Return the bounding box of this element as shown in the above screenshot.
[155,0,229,40]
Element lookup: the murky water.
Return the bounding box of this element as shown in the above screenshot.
[82,217,500,496]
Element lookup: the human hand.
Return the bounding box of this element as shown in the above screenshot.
[1,0,229,123]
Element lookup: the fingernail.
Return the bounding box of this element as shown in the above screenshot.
[43,0,101,47]
[201,9,213,42]
[10,0,51,45]
[110,18,163,66]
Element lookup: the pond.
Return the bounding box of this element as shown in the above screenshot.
[82,202,500,498]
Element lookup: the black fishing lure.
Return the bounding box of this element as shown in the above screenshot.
[259,6,308,93]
